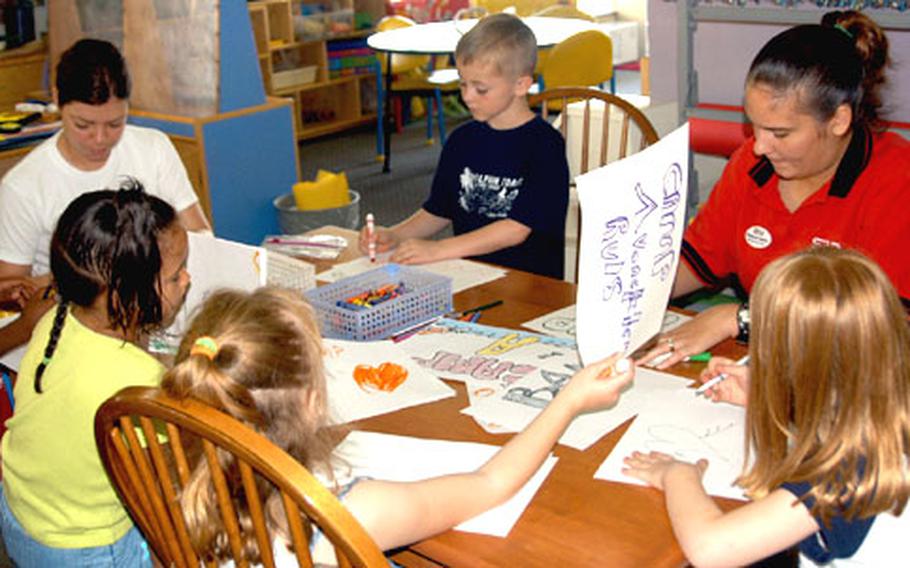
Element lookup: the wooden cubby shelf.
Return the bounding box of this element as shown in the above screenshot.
[248,0,378,140]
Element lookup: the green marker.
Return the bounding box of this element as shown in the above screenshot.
[684,352,712,363]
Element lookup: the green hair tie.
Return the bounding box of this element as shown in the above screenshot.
[834,24,853,39]
[190,336,219,360]
[41,356,51,366]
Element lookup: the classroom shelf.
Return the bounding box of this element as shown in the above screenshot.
[249,0,380,140]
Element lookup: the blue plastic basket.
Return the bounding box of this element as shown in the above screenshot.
[305,264,452,340]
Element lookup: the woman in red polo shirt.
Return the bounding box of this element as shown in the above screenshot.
[642,10,909,368]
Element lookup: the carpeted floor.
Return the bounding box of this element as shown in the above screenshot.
[298,116,468,232]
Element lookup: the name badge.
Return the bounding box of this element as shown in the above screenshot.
[744,225,772,249]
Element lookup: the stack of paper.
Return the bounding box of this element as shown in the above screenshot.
[397,318,693,450]
[317,255,507,294]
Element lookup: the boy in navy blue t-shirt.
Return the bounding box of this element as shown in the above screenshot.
[359,14,569,279]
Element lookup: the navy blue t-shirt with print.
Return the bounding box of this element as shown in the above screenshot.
[423,116,569,279]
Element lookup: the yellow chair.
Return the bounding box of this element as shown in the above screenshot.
[473,0,553,16]
[530,5,596,90]
[95,386,387,568]
[374,15,459,163]
[539,30,613,100]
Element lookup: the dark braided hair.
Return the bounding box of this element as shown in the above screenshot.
[56,38,130,108]
[34,178,177,393]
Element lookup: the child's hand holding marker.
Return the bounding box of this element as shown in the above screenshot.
[358,217,398,257]
[695,355,750,405]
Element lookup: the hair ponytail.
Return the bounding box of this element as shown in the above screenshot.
[821,10,890,130]
[34,300,69,393]
[161,288,341,563]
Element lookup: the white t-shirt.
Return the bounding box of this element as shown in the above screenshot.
[0,124,200,275]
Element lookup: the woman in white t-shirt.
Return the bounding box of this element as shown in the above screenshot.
[0,38,210,354]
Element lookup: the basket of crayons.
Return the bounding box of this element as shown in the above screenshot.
[305,264,452,340]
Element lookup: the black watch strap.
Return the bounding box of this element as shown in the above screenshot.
[736,302,750,343]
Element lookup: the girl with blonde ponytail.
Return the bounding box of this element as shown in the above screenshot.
[163,287,633,566]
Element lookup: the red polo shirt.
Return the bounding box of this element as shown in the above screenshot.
[682,127,910,306]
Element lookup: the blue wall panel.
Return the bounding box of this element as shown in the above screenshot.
[202,105,297,244]
[220,0,267,112]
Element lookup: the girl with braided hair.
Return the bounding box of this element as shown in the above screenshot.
[0,179,191,566]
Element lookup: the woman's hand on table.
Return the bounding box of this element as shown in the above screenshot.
[358,225,399,255]
[558,353,634,415]
[621,451,708,491]
[637,304,740,369]
[699,357,749,406]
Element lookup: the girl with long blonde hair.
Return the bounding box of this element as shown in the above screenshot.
[624,248,910,566]
[162,287,632,565]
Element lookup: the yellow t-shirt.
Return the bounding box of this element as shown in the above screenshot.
[1,308,164,548]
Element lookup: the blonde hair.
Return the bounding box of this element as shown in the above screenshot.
[741,248,910,525]
[454,13,536,78]
[160,288,338,562]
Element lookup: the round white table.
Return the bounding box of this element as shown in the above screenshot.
[367,17,600,172]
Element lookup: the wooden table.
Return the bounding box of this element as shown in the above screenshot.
[310,227,745,567]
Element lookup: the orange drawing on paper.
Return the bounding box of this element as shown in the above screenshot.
[353,362,409,392]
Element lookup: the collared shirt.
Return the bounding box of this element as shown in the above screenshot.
[682,128,910,306]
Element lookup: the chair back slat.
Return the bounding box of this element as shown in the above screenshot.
[599,102,611,168]
[109,426,163,546]
[203,440,247,566]
[282,492,316,568]
[95,387,387,568]
[239,460,276,568]
[120,415,187,564]
[618,114,631,160]
[166,422,192,485]
[580,100,591,173]
[139,416,199,566]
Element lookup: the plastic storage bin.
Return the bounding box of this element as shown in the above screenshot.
[274,189,360,234]
[305,265,452,340]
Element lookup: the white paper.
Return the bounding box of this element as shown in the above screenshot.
[333,431,557,536]
[464,366,693,450]
[317,255,506,294]
[594,391,748,501]
[0,314,26,372]
[323,339,455,423]
[521,305,692,341]
[575,124,690,365]
[156,233,266,351]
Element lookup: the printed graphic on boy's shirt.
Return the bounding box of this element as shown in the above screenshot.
[458,167,523,218]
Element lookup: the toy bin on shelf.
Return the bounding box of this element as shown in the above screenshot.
[305,265,452,340]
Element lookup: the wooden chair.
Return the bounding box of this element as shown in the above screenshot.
[94,386,387,568]
[528,87,659,281]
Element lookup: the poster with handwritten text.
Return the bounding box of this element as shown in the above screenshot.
[575,124,690,365]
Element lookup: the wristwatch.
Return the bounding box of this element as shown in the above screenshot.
[736,302,750,343]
